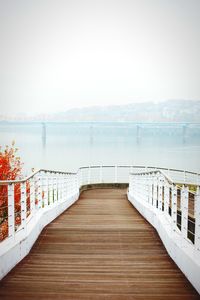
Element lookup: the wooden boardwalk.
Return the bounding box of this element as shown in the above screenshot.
[0,188,199,300]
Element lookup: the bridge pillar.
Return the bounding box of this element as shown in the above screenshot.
[182,124,188,144]
[42,122,46,148]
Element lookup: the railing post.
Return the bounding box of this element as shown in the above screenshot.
[164,181,169,216]
[148,174,152,204]
[129,174,132,194]
[61,174,64,200]
[99,166,103,183]
[21,182,27,235]
[171,184,177,231]
[145,175,148,202]
[153,174,157,208]
[78,169,82,188]
[30,178,35,217]
[88,167,91,184]
[37,173,42,210]
[195,186,200,253]
[184,171,186,183]
[181,185,189,240]
[158,175,163,211]
[54,175,58,202]
[58,174,61,201]
[63,175,67,201]
[43,173,48,207]
[115,166,118,183]
[8,184,15,239]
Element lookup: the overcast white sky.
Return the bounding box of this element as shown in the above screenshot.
[0,0,200,114]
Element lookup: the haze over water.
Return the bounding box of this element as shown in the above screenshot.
[1,122,200,175]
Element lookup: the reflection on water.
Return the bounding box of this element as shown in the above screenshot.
[0,122,200,174]
[42,123,46,149]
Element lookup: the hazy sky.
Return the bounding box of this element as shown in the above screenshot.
[0,0,200,114]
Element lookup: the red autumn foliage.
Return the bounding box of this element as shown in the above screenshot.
[0,142,30,241]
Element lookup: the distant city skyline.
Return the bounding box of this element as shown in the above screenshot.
[0,0,200,114]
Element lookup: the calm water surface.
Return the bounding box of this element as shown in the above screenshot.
[0,122,200,174]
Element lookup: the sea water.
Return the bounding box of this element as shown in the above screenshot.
[0,122,200,175]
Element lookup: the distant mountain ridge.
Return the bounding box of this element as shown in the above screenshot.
[1,100,200,122]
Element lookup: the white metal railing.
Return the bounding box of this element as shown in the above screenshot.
[128,169,200,253]
[1,164,199,244]
[0,165,131,245]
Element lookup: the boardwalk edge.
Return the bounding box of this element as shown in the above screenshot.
[128,191,200,294]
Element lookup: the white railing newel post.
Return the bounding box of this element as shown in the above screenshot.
[8,184,15,239]
[172,184,177,232]
[164,181,169,216]
[43,173,48,207]
[88,167,91,184]
[21,182,27,235]
[158,175,163,211]
[115,166,118,183]
[30,178,35,217]
[181,185,188,240]
[195,186,200,253]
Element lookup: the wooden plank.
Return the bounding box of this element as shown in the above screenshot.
[0,188,199,299]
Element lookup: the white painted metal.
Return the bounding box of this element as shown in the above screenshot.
[195,187,200,253]
[164,182,169,216]
[20,182,27,235]
[30,178,35,217]
[153,174,158,208]
[171,184,177,232]
[8,184,14,239]
[181,186,189,240]
[158,175,163,211]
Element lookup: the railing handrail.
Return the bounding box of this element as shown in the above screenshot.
[130,169,174,185]
[0,169,76,185]
[130,168,200,187]
[0,164,199,185]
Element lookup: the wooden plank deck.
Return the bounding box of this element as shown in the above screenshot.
[0,188,199,300]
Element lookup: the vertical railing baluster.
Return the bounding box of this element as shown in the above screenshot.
[43,173,48,207]
[21,182,27,236]
[88,167,91,184]
[181,185,189,240]
[58,174,61,201]
[50,174,54,204]
[8,184,15,239]
[30,178,35,216]
[37,173,42,210]
[172,184,177,231]
[148,175,152,204]
[195,186,200,254]
[63,174,65,199]
[158,175,163,211]
[99,166,103,183]
[115,166,118,183]
[153,174,157,208]
[63,175,67,201]
[164,181,169,216]
[54,175,58,202]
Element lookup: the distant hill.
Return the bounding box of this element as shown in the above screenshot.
[1,100,200,122]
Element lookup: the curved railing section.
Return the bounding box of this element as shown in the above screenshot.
[0,164,200,292]
[0,165,199,245]
[128,169,200,293]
